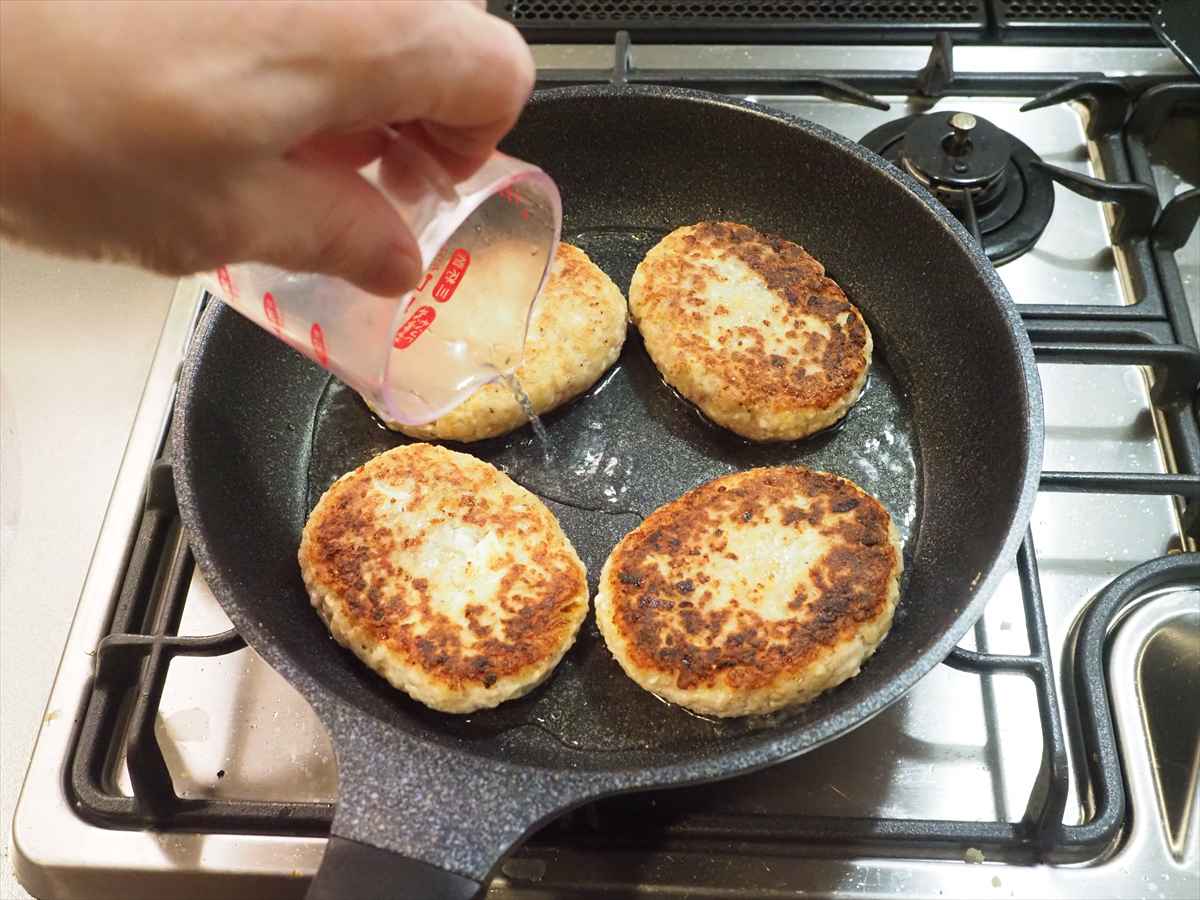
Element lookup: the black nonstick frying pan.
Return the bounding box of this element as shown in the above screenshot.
[174,86,1042,899]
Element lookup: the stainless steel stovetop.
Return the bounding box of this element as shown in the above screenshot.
[11,43,1199,900]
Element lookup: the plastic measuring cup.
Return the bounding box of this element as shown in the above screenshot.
[200,149,561,426]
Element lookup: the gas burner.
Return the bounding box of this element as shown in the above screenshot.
[860,110,1055,265]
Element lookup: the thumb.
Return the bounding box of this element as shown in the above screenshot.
[232,160,422,297]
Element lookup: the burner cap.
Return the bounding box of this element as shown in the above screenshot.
[860,111,1055,266]
[900,111,1011,192]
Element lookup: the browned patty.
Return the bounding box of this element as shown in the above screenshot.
[629,222,872,441]
[299,444,589,713]
[594,466,902,717]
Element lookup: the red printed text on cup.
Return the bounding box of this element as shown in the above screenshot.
[262,291,282,331]
[310,323,329,367]
[432,249,470,303]
[394,306,436,350]
[216,266,239,300]
[498,187,531,221]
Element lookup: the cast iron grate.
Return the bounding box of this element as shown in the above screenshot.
[65,31,1200,893]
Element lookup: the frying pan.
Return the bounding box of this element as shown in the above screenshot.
[174,86,1042,899]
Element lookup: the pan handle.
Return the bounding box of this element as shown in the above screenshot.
[307,835,482,900]
[302,713,583,900]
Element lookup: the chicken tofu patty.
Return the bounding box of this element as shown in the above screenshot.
[299,444,589,713]
[629,222,871,442]
[595,466,902,718]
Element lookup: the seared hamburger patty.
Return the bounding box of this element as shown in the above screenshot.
[595,466,902,718]
[299,444,589,713]
[629,222,871,442]
[378,242,627,442]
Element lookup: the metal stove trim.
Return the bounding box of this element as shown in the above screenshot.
[530,44,1189,77]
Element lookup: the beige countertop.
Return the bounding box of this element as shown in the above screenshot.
[0,241,175,900]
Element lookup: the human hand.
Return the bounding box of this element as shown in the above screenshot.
[0,0,534,295]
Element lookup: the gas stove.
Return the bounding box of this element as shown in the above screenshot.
[12,34,1199,900]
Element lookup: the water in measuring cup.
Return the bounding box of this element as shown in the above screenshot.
[348,220,554,428]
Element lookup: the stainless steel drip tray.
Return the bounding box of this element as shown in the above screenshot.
[125,572,338,805]
[1113,586,1199,868]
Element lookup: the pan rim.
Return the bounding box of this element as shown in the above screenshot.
[174,84,1043,793]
